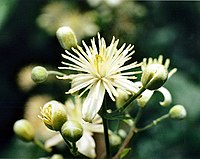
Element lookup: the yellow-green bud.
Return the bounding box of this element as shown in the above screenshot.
[141,64,168,90]
[116,89,130,108]
[118,129,127,139]
[61,120,83,143]
[109,133,122,152]
[39,100,67,131]
[169,105,187,120]
[13,119,35,142]
[56,26,77,50]
[50,154,64,159]
[31,66,48,83]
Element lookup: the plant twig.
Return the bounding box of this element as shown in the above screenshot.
[113,127,136,159]
[102,96,111,159]
[137,114,169,132]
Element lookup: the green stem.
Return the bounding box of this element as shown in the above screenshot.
[71,142,79,156]
[137,114,169,132]
[103,86,146,120]
[33,138,52,153]
[119,86,146,112]
[134,107,144,125]
[102,96,111,159]
[60,131,72,150]
[103,117,111,159]
[113,126,136,159]
[112,86,146,115]
[48,70,65,76]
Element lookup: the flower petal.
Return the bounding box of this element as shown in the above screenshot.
[76,132,96,158]
[44,133,63,149]
[137,89,154,107]
[83,122,104,133]
[113,78,139,93]
[82,80,105,122]
[156,87,172,107]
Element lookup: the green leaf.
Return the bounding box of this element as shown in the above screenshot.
[119,148,131,159]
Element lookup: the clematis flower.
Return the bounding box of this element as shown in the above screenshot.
[45,97,103,158]
[58,33,141,122]
[136,55,177,107]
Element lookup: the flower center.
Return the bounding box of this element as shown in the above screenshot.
[41,105,52,126]
[94,54,106,77]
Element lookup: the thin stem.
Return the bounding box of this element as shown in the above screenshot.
[102,96,111,159]
[113,126,136,159]
[60,131,72,150]
[33,138,52,153]
[137,114,169,132]
[48,70,65,76]
[119,86,146,112]
[103,117,111,159]
[71,142,79,156]
[113,114,170,158]
[134,107,144,125]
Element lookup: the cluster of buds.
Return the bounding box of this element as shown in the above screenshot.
[13,26,187,159]
[39,100,83,143]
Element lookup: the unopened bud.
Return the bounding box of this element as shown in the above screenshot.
[13,119,35,142]
[141,64,168,90]
[109,133,122,152]
[169,105,187,120]
[61,120,83,143]
[31,66,48,83]
[39,100,67,131]
[118,129,127,139]
[116,89,130,108]
[51,154,64,159]
[56,26,77,50]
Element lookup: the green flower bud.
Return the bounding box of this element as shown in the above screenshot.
[39,100,67,131]
[169,105,187,120]
[56,26,77,50]
[109,133,122,153]
[51,154,64,159]
[61,120,83,143]
[31,66,48,83]
[118,129,127,139]
[116,89,130,108]
[13,119,35,142]
[141,64,168,90]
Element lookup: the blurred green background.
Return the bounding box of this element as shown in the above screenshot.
[0,0,200,158]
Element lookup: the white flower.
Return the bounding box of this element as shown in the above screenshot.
[136,55,177,107]
[58,33,141,122]
[45,97,103,158]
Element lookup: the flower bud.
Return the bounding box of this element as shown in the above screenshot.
[61,120,83,143]
[169,105,187,120]
[118,129,127,139]
[31,66,48,83]
[141,63,168,90]
[56,26,77,50]
[116,89,130,108]
[13,119,35,142]
[39,100,67,131]
[109,133,122,152]
[51,154,64,159]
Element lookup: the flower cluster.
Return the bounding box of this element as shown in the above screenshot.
[13,26,187,159]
